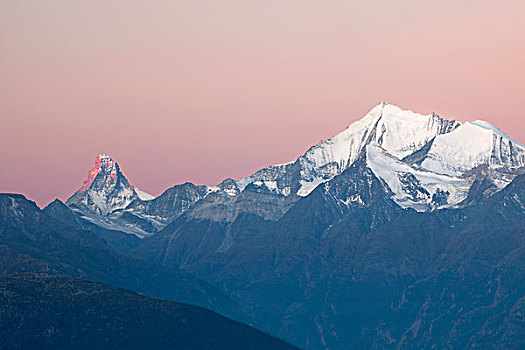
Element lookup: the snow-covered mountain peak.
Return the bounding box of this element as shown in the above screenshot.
[238,103,461,198]
[469,120,524,147]
[67,154,139,216]
[421,121,525,176]
[236,104,524,212]
[96,153,115,169]
[333,102,460,158]
[298,103,458,178]
[361,101,440,123]
[79,154,119,192]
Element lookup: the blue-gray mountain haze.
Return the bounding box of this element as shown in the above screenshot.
[1,103,524,349]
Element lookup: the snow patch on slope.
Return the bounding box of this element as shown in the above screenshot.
[134,188,155,201]
[77,211,150,239]
[367,144,471,211]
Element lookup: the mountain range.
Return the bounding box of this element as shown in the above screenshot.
[66,102,525,238]
[1,102,524,349]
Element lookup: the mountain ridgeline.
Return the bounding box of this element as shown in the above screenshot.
[0,274,297,350]
[2,102,524,349]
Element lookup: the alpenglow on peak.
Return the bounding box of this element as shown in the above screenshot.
[79,154,119,192]
[67,154,139,217]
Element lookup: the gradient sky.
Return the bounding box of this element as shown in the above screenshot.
[1,0,524,207]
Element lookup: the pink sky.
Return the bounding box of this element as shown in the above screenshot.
[1,0,524,207]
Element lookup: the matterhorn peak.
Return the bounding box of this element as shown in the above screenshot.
[67,153,139,216]
[79,154,120,192]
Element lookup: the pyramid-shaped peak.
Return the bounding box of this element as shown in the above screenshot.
[96,154,118,173]
[68,154,137,216]
[79,154,120,192]
[46,198,68,209]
